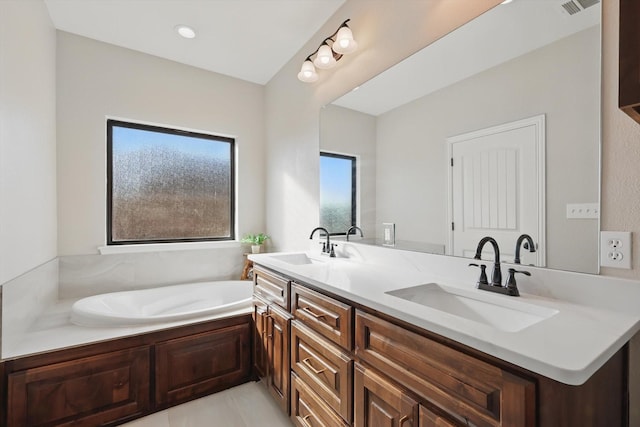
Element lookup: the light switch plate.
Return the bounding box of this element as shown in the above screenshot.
[382,223,395,246]
[600,231,632,269]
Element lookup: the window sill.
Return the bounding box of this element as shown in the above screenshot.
[98,240,241,255]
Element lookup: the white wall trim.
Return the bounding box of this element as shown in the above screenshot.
[98,240,241,255]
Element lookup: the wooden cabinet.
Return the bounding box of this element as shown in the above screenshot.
[254,265,290,310]
[253,294,293,415]
[619,0,640,123]
[291,373,349,427]
[4,314,253,427]
[267,302,293,414]
[7,347,150,427]
[253,296,270,378]
[355,310,535,427]
[291,283,353,350]
[291,321,353,422]
[155,322,251,408]
[354,363,418,427]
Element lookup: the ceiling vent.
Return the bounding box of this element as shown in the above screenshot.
[559,0,600,15]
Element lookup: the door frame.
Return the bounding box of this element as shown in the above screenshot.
[446,114,546,266]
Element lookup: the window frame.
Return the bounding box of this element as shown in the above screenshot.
[319,151,357,236]
[106,119,236,246]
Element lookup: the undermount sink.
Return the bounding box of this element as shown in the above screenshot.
[268,253,327,266]
[386,283,558,332]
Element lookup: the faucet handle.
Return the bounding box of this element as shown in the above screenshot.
[318,241,327,253]
[468,263,489,286]
[329,243,337,258]
[505,268,531,296]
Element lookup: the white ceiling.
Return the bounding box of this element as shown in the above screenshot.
[44,0,346,85]
[333,0,601,116]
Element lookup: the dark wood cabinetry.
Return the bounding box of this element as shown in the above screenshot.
[253,266,293,414]
[7,347,150,427]
[354,363,418,427]
[619,0,640,123]
[266,302,292,413]
[291,372,349,427]
[155,322,251,408]
[3,314,252,427]
[355,310,535,427]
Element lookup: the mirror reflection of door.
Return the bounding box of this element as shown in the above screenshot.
[447,115,545,266]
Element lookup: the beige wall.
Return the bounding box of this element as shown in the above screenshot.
[374,27,600,273]
[320,105,376,237]
[56,32,266,255]
[0,1,57,284]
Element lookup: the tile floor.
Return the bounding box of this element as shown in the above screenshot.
[121,381,293,427]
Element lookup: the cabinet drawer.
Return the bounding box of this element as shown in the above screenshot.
[355,310,535,427]
[291,283,352,350]
[420,404,466,427]
[291,321,353,422]
[254,265,290,310]
[291,373,349,427]
[7,347,150,427]
[155,323,251,407]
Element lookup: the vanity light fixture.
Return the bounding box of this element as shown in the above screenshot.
[175,24,196,39]
[297,19,358,83]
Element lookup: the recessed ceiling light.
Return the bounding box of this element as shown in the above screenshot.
[175,25,196,39]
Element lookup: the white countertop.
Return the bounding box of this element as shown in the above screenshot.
[250,249,640,385]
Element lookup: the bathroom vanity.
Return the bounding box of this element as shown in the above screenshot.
[250,249,633,427]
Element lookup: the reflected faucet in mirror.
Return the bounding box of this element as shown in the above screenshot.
[514,234,536,265]
[346,226,363,241]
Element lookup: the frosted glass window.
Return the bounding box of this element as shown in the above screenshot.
[107,120,234,244]
[320,152,356,234]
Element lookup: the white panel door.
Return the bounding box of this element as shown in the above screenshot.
[447,115,545,266]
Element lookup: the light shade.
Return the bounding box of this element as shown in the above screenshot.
[313,44,337,69]
[297,60,318,82]
[333,26,358,54]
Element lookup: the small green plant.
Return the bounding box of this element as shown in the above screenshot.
[241,233,270,245]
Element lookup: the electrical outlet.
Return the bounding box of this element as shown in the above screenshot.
[600,231,632,269]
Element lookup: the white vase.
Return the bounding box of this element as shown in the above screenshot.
[251,245,261,254]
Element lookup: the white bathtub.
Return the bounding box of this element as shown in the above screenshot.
[70,280,253,327]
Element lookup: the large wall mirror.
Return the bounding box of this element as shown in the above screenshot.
[320,0,601,274]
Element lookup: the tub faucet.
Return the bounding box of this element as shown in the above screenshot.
[514,234,536,264]
[473,236,502,286]
[346,226,363,241]
[309,227,333,256]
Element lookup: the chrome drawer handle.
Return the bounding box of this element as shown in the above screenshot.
[302,357,326,375]
[302,306,326,319]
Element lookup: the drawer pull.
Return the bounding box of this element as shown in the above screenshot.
[302,414,314,426]
[302,357,326,375]
[399,415,411,426]
[302,306,326,319]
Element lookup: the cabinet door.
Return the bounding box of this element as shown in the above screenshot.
[354,363,418,427]
[267,303,292,414]
[253,296,270,379]
[7,347,149,427]
[155,322,251,407]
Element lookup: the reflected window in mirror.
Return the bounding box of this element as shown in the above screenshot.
[320,152,356,235]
